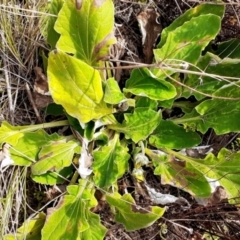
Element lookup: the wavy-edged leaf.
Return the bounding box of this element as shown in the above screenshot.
[93,135,130,188]
[79,212,107,240]
[48,51,113,123]
[106,192,165,231]
[42,184,100,240]
[31,140,79,175]
[145,149,211,197]
[158,3,224,49]
[154,14,221,77]
[109,108,161,143]
[10,131,60,166]
[124,68,176,101]
[55,0,116,65]
[150,120,201,150]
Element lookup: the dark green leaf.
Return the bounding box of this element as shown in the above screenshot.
[150,120,201,150]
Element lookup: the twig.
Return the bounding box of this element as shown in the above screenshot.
[96,59,240,100]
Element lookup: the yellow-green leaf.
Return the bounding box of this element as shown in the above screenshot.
[55,0,116,65]
[48,51,113,123]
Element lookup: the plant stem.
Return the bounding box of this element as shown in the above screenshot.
[19,120,69,133]
[70,170,79,185]
[171,116,202,124]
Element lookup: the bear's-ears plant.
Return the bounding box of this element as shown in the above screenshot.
[2,0,240,239]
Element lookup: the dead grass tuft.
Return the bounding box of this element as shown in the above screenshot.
[0,0,48,125]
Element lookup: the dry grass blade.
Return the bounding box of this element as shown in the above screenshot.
[0,0,48,125]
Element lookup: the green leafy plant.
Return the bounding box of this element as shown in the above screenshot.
[2,1,240,239]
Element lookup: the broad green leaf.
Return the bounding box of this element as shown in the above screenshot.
[145,149,211,197]
[158,4,224,48]
[31,166,73,185]
[93,135,130,188]
[4,213,46,240]
[42,184,96,240]
[153,14,221,77]
[176,81,240,134]
[109,108,161,143]
[48,51,113,123]
[41,0,64,49]
[135,97,158,110]
[10,131,60,166]
[104,78,125,104]
[55,0,116,65]
[80,212,107,240]
[124,68,176,101]
[106,192,165,231]
[149,120,201,150]
[31,140,79,175]
[189,148,240,202]
[181,52,240,100]
[213,39,240,59]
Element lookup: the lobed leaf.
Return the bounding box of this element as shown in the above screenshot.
[42,184,100,240]
[31,140,79,175]
[109,108,161,143]
[79,212,107,240]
